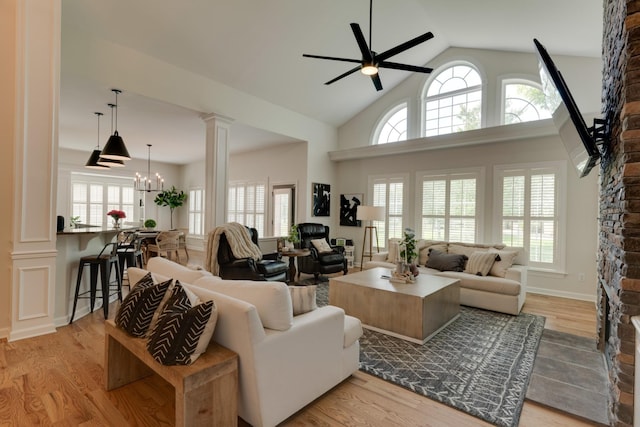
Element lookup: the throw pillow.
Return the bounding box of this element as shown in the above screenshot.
[289,285,317,315]
[115,273,173,337]
[418,243,448,266]
[146,283,218,365]
[464,251,499,276]
[310,238,333,253]
[489,248,519,277]
[425,249,468,272]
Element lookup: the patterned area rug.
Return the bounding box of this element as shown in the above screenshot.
[314,281,545,427]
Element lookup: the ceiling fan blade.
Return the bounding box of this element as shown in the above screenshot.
[376,31,434,62]
[379,61,433,74]
[325,65,361,85]
[371,73,383,91]
[350,23,373,62]
[303,54,363,64]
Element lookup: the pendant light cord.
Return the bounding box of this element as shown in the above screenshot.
[94,112,103,149]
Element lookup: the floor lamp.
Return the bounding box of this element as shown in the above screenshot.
[357,205,385,270]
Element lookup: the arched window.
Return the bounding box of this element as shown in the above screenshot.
[373,103,408,145]
[502,80,554,124]
[424,64,482,136]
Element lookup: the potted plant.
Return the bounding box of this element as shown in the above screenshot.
[153,186,187,229]
[107,209,126,228]
[399,227,419,276]
[286,224,300,249]
[144,218,157,230]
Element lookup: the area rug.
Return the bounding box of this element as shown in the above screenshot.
[314,281,545,427]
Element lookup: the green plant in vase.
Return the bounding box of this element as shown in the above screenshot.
[144,218,157,230]
[399,227,419,276]
[153,186,187,229]
[286,224,300,248]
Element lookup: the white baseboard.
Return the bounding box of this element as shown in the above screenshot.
[527,286,596,303]
[9,324,56,342]
[0,327,10,341]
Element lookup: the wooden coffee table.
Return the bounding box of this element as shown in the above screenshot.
[329,267,460,344]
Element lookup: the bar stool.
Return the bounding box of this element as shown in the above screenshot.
[69,242,123,324]
[116,231,144,289]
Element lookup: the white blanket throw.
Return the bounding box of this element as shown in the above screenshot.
[205,222,263,275]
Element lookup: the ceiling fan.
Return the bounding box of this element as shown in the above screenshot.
[303,0,434,91]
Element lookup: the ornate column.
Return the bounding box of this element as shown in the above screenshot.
[201,113,234,237]
[8,0,61,340]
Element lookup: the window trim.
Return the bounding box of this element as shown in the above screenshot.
[371,101,409,145]
[492,161,567,272]
[415,167,486,243]
[420,60,487,136]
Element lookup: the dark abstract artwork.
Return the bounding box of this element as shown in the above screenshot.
[312,183,330,216]
[340,193,362,226]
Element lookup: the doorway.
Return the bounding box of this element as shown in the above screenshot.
[273,184,296,237]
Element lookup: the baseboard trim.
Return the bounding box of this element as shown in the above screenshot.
[527,287,596,303]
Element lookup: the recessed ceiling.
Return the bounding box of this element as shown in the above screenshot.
[59,0,603,165]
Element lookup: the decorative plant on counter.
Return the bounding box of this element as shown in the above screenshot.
[107,209,126,228]
[153,186,187,229]
[143,218,157,230]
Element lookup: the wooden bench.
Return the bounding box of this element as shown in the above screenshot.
[104,319,238,426]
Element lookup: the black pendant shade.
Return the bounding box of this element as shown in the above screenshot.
[100,131,130,161]
[85,149,110,170]
[96,155,125,167]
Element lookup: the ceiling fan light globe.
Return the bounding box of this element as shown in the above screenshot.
[361,65,379,75]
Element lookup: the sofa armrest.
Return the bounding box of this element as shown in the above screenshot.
[371,251,389,262]
[505,265,527,289]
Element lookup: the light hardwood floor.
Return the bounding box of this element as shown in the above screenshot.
[0,252,601,426]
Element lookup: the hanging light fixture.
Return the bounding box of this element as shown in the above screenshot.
[135,144,164,192]
[84,112,110,170]
[100,88,131,161]
[97,103,125,168]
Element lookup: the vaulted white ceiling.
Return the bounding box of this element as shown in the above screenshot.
[59,0,603,164]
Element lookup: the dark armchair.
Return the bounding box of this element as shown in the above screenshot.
[217,227,289,282]
[296,223,348,280]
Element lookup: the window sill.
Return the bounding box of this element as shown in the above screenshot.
[527,267,567,279]
[329,119,557,162]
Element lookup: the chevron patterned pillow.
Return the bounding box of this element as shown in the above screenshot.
[146,283,218,365]
[115,273,173,337]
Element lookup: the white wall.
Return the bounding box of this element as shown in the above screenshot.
[333,47,602,301]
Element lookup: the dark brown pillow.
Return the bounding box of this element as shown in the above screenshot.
[425,249,468,272]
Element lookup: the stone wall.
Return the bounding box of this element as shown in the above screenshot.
[599,1,640,426]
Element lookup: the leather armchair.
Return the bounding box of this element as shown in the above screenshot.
[217,227,289,281]
[297,223,348,280]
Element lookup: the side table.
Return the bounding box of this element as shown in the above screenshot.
[279,248,310,283]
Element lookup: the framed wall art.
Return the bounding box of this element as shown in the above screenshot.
[340,193,363,226]
[312,183,331,216]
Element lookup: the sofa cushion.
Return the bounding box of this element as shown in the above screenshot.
[115,273,174,337]
[289,285,317,315]
[435,271,521,296]
[344,315,363,348]
[317,251,344,265]
[147,256,216,283]
[425,249,467,272]
[418,242,448,266]
[146,282,217,365]
[464,251,499,276]
[193,277,293,331]
[489,248,519,277]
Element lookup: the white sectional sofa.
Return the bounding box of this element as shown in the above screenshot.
[364,240,528,315]
[127,257,363,427]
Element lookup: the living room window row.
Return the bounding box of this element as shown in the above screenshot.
[367,161,566,272]
[373,61,551,146]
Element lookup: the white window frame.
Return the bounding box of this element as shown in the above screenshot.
[500,77,554,125]
[421,61,484,137]
[416,167,485,243]
[372,102,408,145]
[493,161,567,272]
[188,188,205,237]
[227,181,266,237]
[70,172,135,227]
[367,173,409,250]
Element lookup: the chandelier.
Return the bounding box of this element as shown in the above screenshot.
[135,144,164,192]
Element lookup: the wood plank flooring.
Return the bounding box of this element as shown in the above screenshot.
[0,253,602,426]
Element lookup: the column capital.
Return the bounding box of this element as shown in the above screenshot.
[201,112,235,125]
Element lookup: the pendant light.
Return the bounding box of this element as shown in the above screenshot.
[97,103,125,167]
[100,88,131,161]
[84,112,110,170]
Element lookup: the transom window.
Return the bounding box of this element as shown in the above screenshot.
[502,80,554,125]
[374,103,408,145]
[424,64,482,136]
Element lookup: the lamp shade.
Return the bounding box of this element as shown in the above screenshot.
[96,156,125,167]
[357,205,385,221]
[85,149,110,170]
[100,131,131,161]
